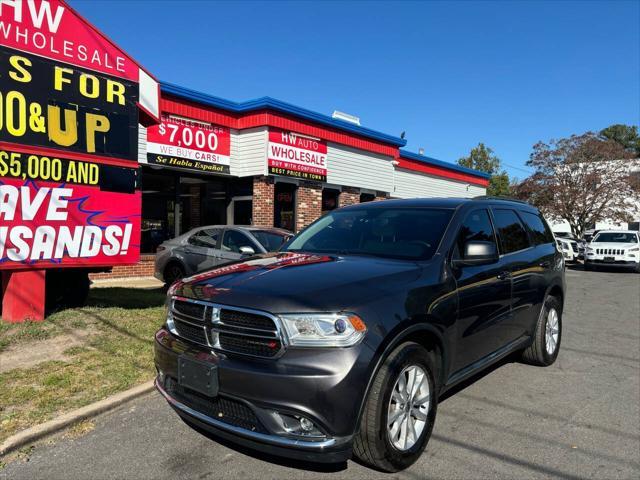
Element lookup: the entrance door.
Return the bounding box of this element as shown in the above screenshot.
[227,196,253,225]
[274,182,296,232]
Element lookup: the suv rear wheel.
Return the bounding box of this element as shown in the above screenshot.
[521,295,562,366]
[353,342,438,472]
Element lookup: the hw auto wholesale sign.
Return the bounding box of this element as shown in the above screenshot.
[268,128,327,182]
[146,116,231,174]
[0,0,159,270]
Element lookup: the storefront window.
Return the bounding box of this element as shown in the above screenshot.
[274,182,296,232]
[141,169,177,253]
[322,188,340,214]
[360,192,376,203]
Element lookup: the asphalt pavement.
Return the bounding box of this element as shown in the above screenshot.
[2,266,639,480]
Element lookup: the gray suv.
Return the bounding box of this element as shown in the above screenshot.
[154,226,291,284]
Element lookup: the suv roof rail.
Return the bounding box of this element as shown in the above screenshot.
[472,195,529,205]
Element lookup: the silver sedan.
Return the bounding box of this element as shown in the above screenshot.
[154,226,292,284]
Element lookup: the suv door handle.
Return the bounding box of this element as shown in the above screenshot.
[497,271,511,280]
[539,260,551,268]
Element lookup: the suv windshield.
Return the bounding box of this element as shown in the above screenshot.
[592,232,639,243]
[252,230,289,251]
[284,207,453,260]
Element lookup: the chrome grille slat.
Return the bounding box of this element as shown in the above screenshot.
[168,298,285,359]
[211,325,280,340]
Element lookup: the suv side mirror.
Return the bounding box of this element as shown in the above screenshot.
[453,241,499,267]
[239,246,255,256]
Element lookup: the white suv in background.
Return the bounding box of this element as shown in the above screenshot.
[555,237,579,262]
[585,230,640,273]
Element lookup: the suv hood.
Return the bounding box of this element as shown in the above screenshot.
[173,252,425,312]
[590,242,638,250]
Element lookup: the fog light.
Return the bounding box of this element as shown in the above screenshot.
[272,411,325,438]
[300,417,314,432]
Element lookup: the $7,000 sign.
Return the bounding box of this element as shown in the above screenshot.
[146,117,231,174]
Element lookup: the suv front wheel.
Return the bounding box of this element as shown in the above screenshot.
[353,342,438,472]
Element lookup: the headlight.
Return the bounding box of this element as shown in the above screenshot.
[279,313,366,347]
[586,247,594,253]
[628,247,639,252]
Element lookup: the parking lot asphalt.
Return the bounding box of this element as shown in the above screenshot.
[2,266,639,480]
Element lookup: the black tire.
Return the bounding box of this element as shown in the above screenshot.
[164,262,185,285]
[353,342,438,472]
[521,296,562,366]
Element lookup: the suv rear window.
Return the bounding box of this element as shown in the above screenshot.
[520,211,554,245]
[492,209,531,254]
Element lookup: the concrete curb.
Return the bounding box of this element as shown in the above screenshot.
[0,380,155,458]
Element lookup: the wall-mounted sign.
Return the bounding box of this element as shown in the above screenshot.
[0,149,140,270]
[145,116,231,174]
[268,128,327,182]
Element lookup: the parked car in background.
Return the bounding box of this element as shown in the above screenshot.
[154,197,565,471]
[154,226,292,284]
[554,232,584,260]
[585,230,640,272]
[555,236,579,262]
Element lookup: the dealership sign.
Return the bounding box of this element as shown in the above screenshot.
[145,116,231,174]
[0,0,159,270]
[268,128,327,182]
[0,152,141,268]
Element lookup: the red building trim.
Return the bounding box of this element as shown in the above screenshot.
[161,94,397,158]
[397,157,490,187]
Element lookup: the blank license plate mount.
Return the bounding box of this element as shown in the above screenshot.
[178,356,218,397]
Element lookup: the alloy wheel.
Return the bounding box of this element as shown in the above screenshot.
[545,308,560,355]
[387,365,430,451]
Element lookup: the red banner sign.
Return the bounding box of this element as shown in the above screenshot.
[0,174,140,270]
[146,116,231,174]
[268,128,328,182]
[0,0,139,81]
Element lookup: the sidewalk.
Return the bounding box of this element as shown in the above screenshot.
[90,277,164,290]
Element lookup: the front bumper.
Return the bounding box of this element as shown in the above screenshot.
[585,258,639,268]
[154,328,368,463]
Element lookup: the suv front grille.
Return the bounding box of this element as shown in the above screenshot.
[164,377,267,433]
[168,299,284,358]
[597,248,623,255]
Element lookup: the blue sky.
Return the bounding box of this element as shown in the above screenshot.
[71,0,639,179]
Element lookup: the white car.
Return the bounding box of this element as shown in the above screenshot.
[584,230,640,273]
[555,237,579,262]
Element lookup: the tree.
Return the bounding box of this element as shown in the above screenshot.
[512,132,638,237]
[457,143,511,196]
[600,124,640,156]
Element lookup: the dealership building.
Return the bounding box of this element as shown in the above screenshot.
[97,82,490,279]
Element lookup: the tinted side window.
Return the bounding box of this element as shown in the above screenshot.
[492,209,531,254]
[188,229,220,248]
[222,230,255,253]
[520,211,554,245]
[456,209,497,258]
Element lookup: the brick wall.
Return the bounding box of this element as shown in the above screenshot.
[296,181,322,231]
[253,176,274,227]
[375,191,389,202]
[89,254,156,281]
[339,186,360,207]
